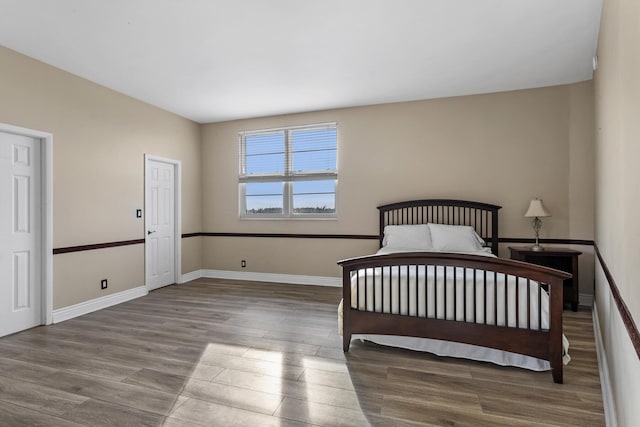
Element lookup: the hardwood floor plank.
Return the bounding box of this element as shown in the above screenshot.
[315,345,348,360]
[7,334,200,378]
[469,363,603,394]
[156,417,203,427]
[212,368,384,413]
[36,371,184,416]
[480,395,605,427]
[380,395,552,427]
[187,363,225,381]
[176,341,250,357]
[59,399,165,427]
[48,321,205,355]
[0,401,86,427]
[197,351,306,380]
[386,366,598,412]
[0,374,89,416]
[168,397,307,427]
[298,367,356,390]
[122,368,190,394]
[274,396,371,426]
[16,349,140,381]
[181,377,284,415]
[243,348,350,374]
[365,413,437,427]
[214,333,322,356]
[262,329,342,348]
[0,355,60,383]
[0,344,23,359]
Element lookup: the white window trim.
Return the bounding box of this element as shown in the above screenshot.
[238,122,338,219]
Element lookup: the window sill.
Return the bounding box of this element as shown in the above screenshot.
[239,216,338,221]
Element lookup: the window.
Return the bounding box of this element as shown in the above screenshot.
[239,123,337,218]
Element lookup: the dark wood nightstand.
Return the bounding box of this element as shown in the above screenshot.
[509,246,582,311]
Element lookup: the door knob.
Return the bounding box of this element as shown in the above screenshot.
[147,230,156,235]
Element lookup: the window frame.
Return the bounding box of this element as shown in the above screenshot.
[238,122,338,220]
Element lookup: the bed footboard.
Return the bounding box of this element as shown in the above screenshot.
[338,252,571,383]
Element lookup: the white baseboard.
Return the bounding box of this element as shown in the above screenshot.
[593,303,618,427]
[52,286,148,323]
[183,271,594,303]
[186,269,341,287]
[180,269,203,283]
[580,293,594,307]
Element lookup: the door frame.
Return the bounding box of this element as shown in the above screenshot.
[0,122,53,325]
[144,154,181,290]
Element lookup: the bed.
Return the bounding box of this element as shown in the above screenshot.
[338,199,571,383]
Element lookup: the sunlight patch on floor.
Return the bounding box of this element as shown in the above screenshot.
[159,342,370,426]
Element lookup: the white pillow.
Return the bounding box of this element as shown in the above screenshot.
[427,223,486,252]
[382,224,432,250]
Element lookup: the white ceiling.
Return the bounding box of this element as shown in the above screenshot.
[0,0,602,124]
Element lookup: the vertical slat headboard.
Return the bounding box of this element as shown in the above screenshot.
[377,199,502,255]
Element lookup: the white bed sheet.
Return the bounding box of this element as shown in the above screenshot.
[338,248,570,371]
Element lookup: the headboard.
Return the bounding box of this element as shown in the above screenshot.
[377,199,502,255]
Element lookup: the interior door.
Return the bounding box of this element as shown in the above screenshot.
[145,158,175,291]
[0,131,42,337]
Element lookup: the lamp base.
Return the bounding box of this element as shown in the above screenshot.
[530,244,545,251]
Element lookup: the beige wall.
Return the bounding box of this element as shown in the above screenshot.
[594,0,640,424]
[53,245,144,309]
[0,43,598,315]
[0,46,202,308]
[202,83,595,282]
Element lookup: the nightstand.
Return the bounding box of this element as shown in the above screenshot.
[509,246,582,311]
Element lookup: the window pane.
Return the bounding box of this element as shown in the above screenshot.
[245,132,285,175]
[291,127,337,172]
[245,182,283,215]
[246,153,285,175]
[292,180,335,214]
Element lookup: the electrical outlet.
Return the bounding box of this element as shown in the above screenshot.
[241,260,246,268]
[101,279,108,290]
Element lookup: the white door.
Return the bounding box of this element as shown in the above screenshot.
[0,132,42,337]
[145,159,175,290]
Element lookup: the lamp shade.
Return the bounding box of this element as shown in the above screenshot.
[524,199,550,218]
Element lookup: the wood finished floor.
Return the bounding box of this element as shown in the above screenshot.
[0,279,604,426]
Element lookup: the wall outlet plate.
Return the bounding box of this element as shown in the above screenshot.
[101,279,108,290]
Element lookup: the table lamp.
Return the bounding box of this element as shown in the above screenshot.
[524,198,550,251]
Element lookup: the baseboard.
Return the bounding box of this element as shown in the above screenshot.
[199,269,341,287]
[183,271,594,302]
[180,269,203,283]
[593,303,618,427]
[52,286,148,323]
[580,293,594,307]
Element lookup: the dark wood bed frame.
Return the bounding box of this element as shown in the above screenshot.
[338,199,571,383]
